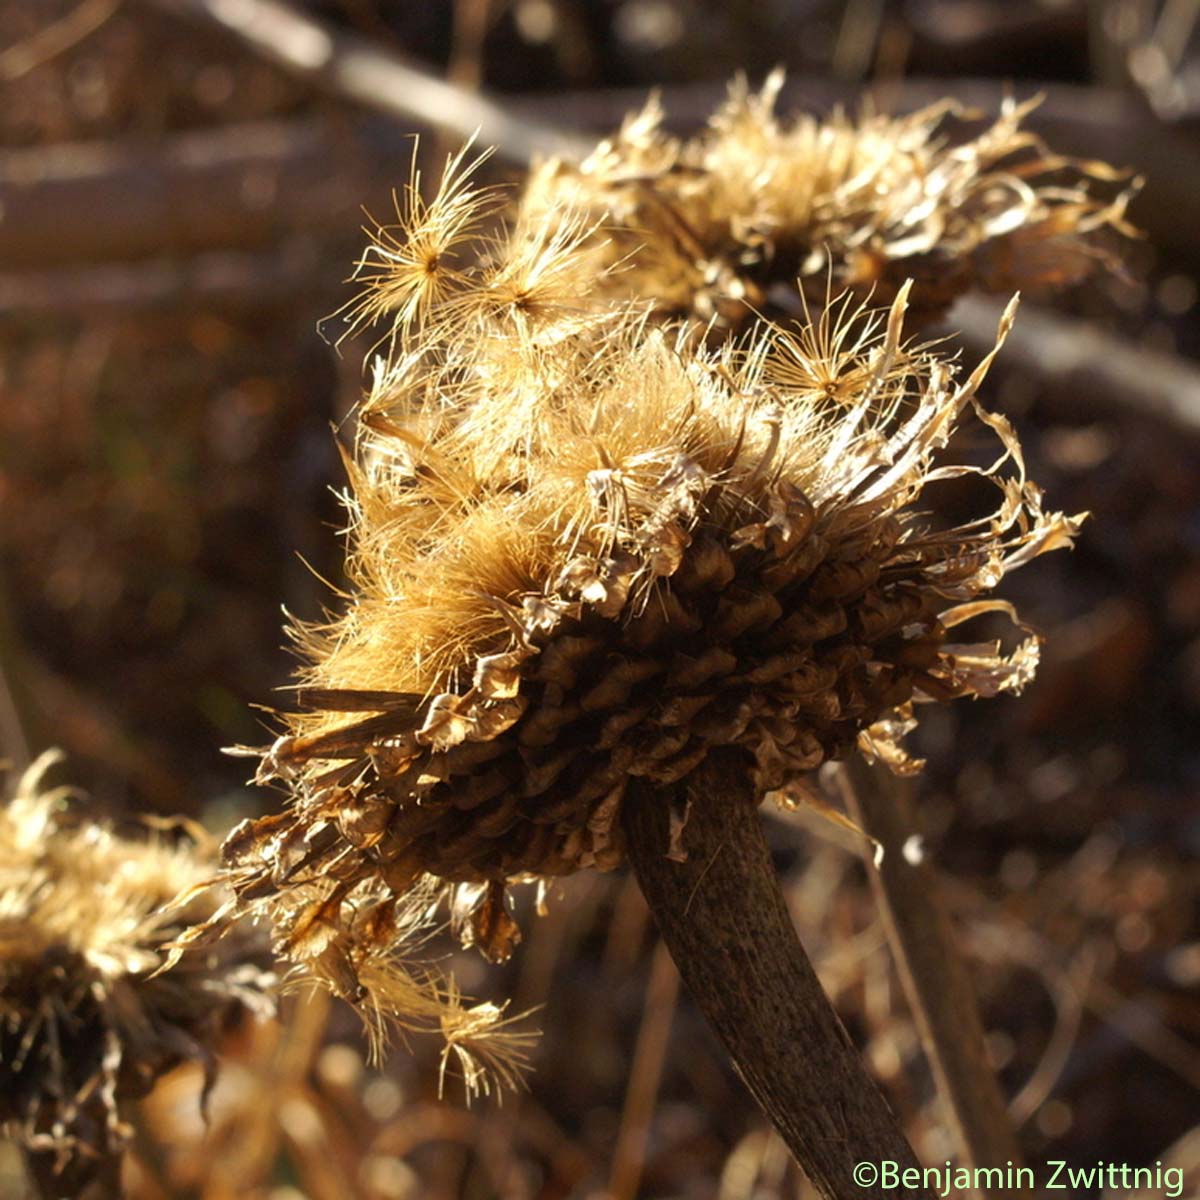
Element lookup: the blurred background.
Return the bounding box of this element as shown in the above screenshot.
[1,1,1199,1197]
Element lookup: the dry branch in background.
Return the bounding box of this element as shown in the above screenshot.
[0,243,328,317]
[606,936,678,1200]
[0,116,414,271]
[951,295,1200,436]
[141,0,589,163]
[0,0,121,82]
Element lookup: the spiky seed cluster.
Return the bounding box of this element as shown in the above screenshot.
[519,72,1138,329]
[212,151,1084,1079]
[0,753,273,1187]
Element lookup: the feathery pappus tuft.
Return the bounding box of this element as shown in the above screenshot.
[209,158,1087,1090]
[518,71,1139,329]
[0,752,274,1196]
[336,141,503,347]
[438,981,539,1104]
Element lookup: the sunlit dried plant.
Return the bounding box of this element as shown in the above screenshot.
[0,752,273,1197]
[207,148,1085,1098]
[519,71,1138,329]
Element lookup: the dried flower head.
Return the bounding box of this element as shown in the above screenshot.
[213,157,1085,1091]
[0,752,273,1193]
[518,72,1138,329]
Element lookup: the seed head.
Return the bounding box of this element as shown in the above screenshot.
[0,752,273,1187]
[519,72,1139,328]
[214,159,1085,1091]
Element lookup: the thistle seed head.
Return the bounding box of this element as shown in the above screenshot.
[0,752,273,1183]
[519,72,1139,328]
[214,158,1085,1091]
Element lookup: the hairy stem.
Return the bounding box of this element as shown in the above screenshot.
[622,747,931,1200]
[833,757,1022,1186]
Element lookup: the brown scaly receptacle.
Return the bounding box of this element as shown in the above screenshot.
[198,139,1087,1193]
[0,752,274,1200]
[518,72,1138,333]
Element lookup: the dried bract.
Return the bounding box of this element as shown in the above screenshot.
[519,72,1138,328]
[215,160,1085,1088]
[0,753,273,1194]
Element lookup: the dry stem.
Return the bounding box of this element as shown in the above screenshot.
[623,747,932,1200]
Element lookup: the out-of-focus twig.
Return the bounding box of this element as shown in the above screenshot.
[717,1129,795,1200]
[141,0,590,163]
[448,0,493,91]
[608,939,680,1200]
[832,0,885,80]
[1005,946,1093,1126]
[0,0,121,81]
[833,759,1024,1189]
[951,297,1200,436]
[958,888,1200,1101]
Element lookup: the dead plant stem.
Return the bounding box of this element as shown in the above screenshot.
[623,747,931,1200]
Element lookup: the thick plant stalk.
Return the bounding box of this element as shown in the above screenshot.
[833,757,1022,1184]
[623,748,932,1200]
